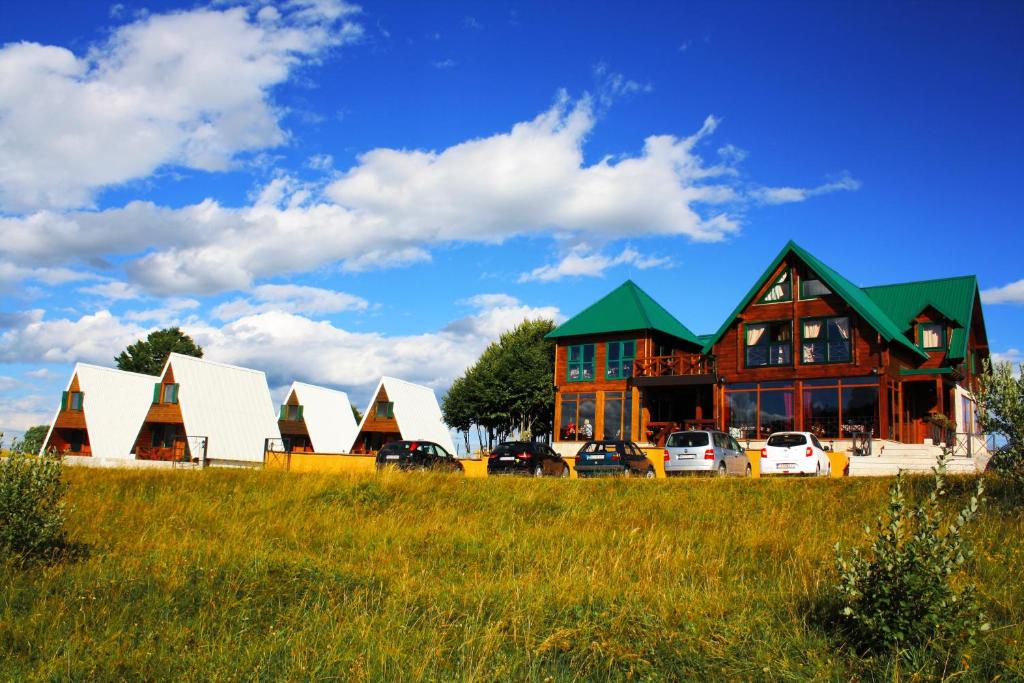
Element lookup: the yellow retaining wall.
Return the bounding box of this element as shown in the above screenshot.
[265,447,848,479]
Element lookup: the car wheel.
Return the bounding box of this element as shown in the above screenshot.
[717,461,727,477]
[745,463,752,477]
[533,463,544,477]
[644,468,655,479]
[560,465,570,478]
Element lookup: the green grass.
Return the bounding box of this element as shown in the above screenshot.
[2,469,1021,681]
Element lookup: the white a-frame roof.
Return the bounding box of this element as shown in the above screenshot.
[164,353,281,463]
[286,381,358,453]
[41,363,156,459]
[355,376,455,454]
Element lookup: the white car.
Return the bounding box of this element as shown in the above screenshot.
[760,431,831,476]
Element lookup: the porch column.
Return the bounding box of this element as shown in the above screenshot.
[879,378,889,441]
[936,377,944,417]
[897,381,904,443]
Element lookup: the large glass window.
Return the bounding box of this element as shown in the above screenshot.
[918,323,945,350]
[801,316,851,364]
[559,392,596,441]
[802,377,879,439]
[603,392,624,440]
[559,393,578,440]
[727,391,757,440]
[798,265,831,299]
[567,344,596,382]
[841,386,879,437]
[745,321,792,367]
[759,389,795,436]
[758,270,792,304]
[605,340,636,380]
[803,388,839,438]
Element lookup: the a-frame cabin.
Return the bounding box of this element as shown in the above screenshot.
[41,363,156,458]
[350,376,456,455]
[277,381,358,453]
[130,353,281,464]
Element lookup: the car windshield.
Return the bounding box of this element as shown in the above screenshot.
[380,442,426,455]
[666,432,709,447]
[767,433,807,448]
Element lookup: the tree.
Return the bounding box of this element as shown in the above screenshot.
[17,426,48,455]
[115,327,203,376]
[975,359,1024,478]
[351,403,363,424]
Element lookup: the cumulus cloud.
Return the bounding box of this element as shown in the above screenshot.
[212,284,369,320]
[1,294,561,399]
[122,298,201,326]
[0,0,363,212]
[981,279,1024,305]
[79,280,142,301]
[749,173,861,204]
[0,393,54,434]
[519,245,669,283]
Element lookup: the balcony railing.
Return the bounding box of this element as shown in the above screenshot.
[634,354,716,378]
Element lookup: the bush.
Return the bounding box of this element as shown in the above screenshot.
[834,451,988,656]
[0,451,70,560]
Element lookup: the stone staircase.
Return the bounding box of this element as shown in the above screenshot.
[847,441,987,477]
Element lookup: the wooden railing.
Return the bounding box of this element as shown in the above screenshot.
[633,354,716,378]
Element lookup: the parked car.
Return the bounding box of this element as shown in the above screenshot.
[574,440,656,478]
[663,430,750,476]
[760,431,831,476]
[375,440,464,473]
[487,441,570,477]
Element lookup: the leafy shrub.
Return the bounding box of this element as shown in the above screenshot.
[834,451,987,655]
[0,451,70,560]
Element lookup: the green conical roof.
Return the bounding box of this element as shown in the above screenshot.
[545,280,701,346]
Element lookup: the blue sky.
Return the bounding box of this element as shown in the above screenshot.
[1,0,1022,435]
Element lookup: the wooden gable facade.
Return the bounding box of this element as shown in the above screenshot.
[350,384,400,454]
[277,388,313,452]
[132,364,188,461]
[45,373,90,455]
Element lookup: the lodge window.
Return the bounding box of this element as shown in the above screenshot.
[567,344,596,382]
[605,340,635,380]
[280,404,303,421]
[601,391,632,440]
[918,323,945,350]
[802,377,879,439]
[150,424,177,449]
[559,392,596,441]
[800,316,851,364]
[745,321,792,367]
[62,391,84,412]
[725,381,794,440]
[757,270,792,304]
[162,383,179,404]
[797,265,831,300]
[375,401,394,419]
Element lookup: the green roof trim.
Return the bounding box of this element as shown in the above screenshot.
[700,241,929,361]
[862,275,978,361]
[900,367,954,376]
[545,280,701,346]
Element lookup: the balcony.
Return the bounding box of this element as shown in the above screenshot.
[632,354,717,386]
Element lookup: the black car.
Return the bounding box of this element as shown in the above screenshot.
[487,441,570,477]
[375,440,464,473]
[574,440,656,478]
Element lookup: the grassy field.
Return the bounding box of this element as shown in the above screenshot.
[1,468,1021,682]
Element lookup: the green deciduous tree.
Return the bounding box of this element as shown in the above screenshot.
[16,425,48,455]
[442,318,556,451]
[115,327,203,376]
[976,359,1024,478]
[0,451,70,561]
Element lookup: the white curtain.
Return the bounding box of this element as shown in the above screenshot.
[746,324,766,346]
[762,271,789,302]
[921,325,940,347]
[833,317,850,340]
[803,320,822,339]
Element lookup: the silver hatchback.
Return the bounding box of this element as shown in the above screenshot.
[663,430,750,476]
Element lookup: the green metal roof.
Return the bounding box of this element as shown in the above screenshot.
[862,276,978,360]
[700,241,929,360]
[545,280,701,346]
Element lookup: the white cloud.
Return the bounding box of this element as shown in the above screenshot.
[0,393,54,435]
[212,284,369,320]
[519,245,669,283]
[0,1,363,212]
[122,298,201,326]
[981,279,1024,305]
[432,58,457,69]
[0,261,98,288]
[750,173,861,204]
[0,310,146,365]
[79,280,142,301]
[25,368,58,379]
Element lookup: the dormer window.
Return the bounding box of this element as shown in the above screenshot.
[918,323,945,350]
[758,270,792,304]
[797,264,831,299]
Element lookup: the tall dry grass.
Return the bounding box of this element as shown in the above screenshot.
[1,468,1021,681]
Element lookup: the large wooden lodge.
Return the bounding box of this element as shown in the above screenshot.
[547,241,989,464]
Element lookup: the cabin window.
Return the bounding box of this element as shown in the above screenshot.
[375,401,394,419]
[161,383,179,404]
[797,265,831,299]
[745,321,792,367]
[757,270,792,304]
[918,323,945,350]
[802,376,879,438]
[604,340,635,380]
[559,392,595,441]
[567,344,596,382]
[601,391,632,440]
[280,404,303,421]
[151,424,176,449]
[726,382,794,440]
[66,391,84,411]
[800,316,851,364]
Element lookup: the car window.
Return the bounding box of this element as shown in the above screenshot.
[811,435,824,451]
[766,433,807,447]
[435,444,451,459]
[627,444,642,458]
[493,444,507,456]
[666,432,709,448]
[730,437,744,452]
[580,441,614,455]
[713,433,728,449]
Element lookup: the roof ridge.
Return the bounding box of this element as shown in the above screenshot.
[861,274,977,290]
[626,281,655,330]
[168,353,267,376]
